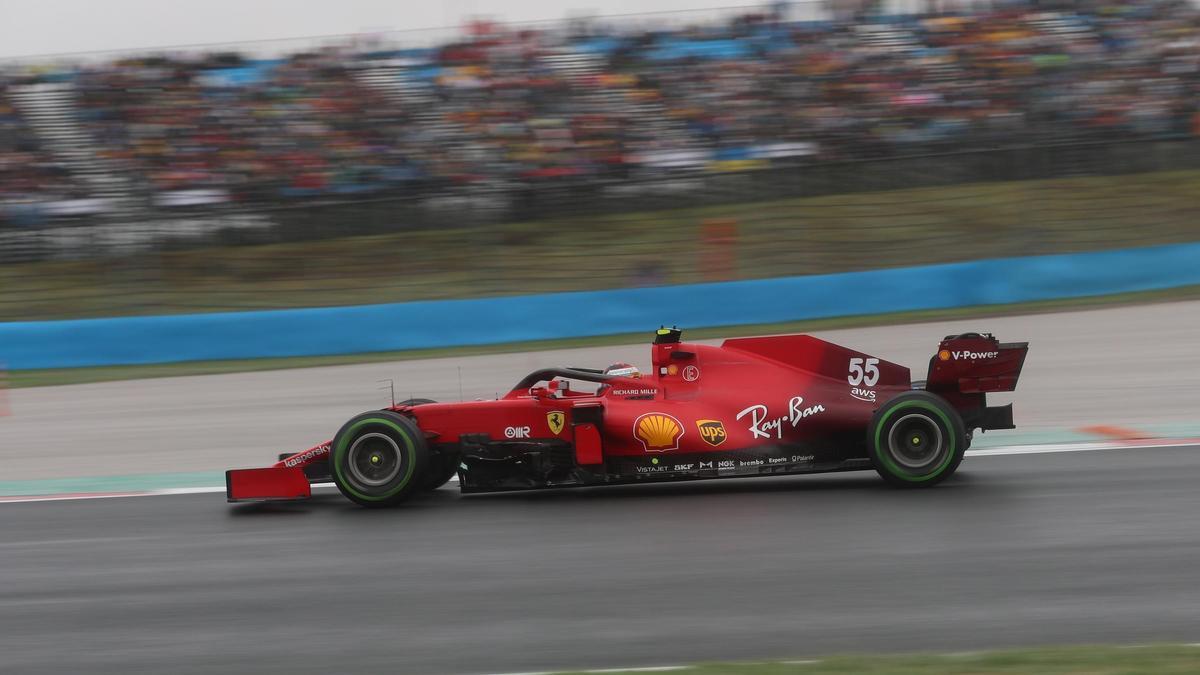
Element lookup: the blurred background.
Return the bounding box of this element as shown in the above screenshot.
[5,3,1200,674]
[2,0,1199,321]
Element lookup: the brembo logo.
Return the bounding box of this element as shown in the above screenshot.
[283,442,331,467]
[952,350,999,360]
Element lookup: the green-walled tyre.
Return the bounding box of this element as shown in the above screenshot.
[330,411,428,507]
[867,390,966,488]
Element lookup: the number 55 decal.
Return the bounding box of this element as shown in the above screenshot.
[848,357,880,386]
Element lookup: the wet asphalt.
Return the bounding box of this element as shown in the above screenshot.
[3,444,1200,674]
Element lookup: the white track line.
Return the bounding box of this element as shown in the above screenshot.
[475,646,1200,675]
[966,438,1200,457]
[156,486,231,495]
[576,662,691,667]
[2,439,1197,504]
[475,661,825,675]
[476,667,693,675]
[0,492,148,504]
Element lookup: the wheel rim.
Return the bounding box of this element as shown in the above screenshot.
[347,432,404,488]
[886,413,945,471]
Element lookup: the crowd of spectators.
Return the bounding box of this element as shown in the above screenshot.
[75,52,425,205]
[3,0,1200,216]
[0,78,88,224]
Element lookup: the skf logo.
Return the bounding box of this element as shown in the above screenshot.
[634,413,684,453]
[695,420,727,447]
[546,411,566,436]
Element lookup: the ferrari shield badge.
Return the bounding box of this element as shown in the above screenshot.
[547,411,566,435]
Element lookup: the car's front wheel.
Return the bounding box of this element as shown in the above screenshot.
[867,391,965,487]
[396,398,458,491]
[330,411,428,507]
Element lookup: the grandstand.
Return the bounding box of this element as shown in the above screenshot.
[2,0,1198,229]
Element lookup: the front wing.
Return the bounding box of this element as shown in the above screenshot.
[226,440,331,502]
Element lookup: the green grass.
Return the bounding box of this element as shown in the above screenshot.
[557,644,1200,674]
[4,168,1200,321]
[9,283,1199,389]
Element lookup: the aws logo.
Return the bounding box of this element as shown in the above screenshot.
[695,420,727,447]
[634,413,684,453]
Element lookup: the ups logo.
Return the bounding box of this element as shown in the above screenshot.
[696,420,727,447]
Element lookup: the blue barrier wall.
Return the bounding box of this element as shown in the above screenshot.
[4,241,1199,370]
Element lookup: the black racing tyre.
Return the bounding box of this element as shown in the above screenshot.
[867,390,966,487]
[330,410,429,507]
[394,399,456,491]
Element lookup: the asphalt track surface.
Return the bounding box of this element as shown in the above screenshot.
[4,444,1200,675]
[5,300,1200,480]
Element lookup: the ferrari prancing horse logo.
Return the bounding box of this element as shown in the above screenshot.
[547,411,566,435]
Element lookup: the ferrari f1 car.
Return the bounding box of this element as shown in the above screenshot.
[226,328,1028,507]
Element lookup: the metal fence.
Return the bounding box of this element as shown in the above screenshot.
[3,138,1200,322]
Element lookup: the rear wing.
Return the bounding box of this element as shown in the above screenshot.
[925,333,1028,433]
[926,333,1028,394]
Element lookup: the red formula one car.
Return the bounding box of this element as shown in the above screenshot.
[226,328,1028,507]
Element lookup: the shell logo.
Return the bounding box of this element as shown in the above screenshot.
[634,413,684,453]
[937,349,951,361]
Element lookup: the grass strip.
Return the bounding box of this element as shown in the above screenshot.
[4,168,1200,320]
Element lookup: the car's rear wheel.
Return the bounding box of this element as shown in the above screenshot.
[330,411,428,507]
[867,391,965,487]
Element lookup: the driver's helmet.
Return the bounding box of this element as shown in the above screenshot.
[604,362,641,379]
